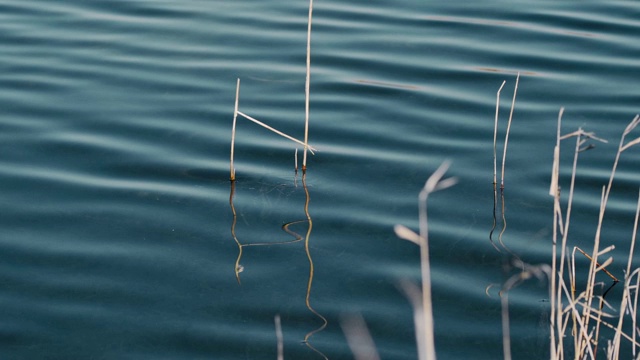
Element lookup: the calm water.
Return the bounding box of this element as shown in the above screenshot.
[0,0,639,359]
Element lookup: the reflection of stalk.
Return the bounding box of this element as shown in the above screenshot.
[229,180,243,284]
[489,183,498,249]
[497,189,509,253]
[229,182,305,285]
[301,174,328,359]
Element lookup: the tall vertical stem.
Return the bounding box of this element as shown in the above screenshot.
[230,78,240,181]
[302,0,313,172]
[501,72,520,190]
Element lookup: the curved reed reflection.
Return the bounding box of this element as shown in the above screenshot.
[228,174,327,358]
[228,181,304,284]
[300,174,328,359]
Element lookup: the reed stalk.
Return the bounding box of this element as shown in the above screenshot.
[230,78,240,181]
[500,72,519,190]
[302,0,313,172]
[549,108,563,360]
[236,111,317,153]
[275,314,284,360]
[395,161,457,360]
[493,80,506,186]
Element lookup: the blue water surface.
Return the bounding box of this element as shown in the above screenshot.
[0,0,639,359]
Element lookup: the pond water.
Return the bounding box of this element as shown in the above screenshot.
[0,0,639,359]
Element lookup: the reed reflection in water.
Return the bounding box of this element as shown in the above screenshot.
[229,174,328,358]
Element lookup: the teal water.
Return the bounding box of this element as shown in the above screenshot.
[0,1,639,359]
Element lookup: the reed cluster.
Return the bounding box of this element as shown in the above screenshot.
[547,113,640,360]
[394,78,640,359]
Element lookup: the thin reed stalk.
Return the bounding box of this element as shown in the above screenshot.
[302,0,313,172]
[230,78,240,181]
[549,108,564,360]
[236,111,317,153]
[500,72,520,190]
[395,161,457,360]
[493,80,506,186]
[275,314,284,360]
[489,81,506,252]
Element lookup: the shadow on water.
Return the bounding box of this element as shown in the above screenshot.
[229,173,328,359]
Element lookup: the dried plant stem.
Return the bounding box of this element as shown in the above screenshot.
[549,108,563,360]
[395,161,457,360]
[501,263,550,360]
[230,78,240,181]
[493,80,506,186]
[236,111,317,153]
[302,0,313,172]
[500,72,520,190]
[275,314,284,360]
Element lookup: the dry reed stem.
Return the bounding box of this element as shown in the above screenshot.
[548,110,611,359]
[275,314,284,360]
[395,161,457,360]
[557,128,606,356]
[500,72,519,190]
[494,80,507,186]
[236,111,317,153]
[550,108,564,360]
[230,78,240,181]
[302,0,313,172]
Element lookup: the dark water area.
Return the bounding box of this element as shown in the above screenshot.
[0,0,639,359]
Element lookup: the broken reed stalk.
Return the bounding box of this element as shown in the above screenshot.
[275,314,284,360]
[230,78,240,181]
[302,0,314,172]
[395,161,457,360]
[236,111,317,153]
[500,72,520,190]
[549,107,563,359]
